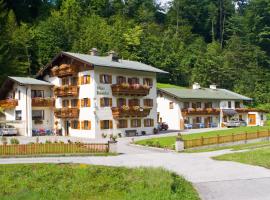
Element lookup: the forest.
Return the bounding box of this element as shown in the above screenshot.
[0,0,269,108]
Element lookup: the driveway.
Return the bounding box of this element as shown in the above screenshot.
[1,129,270,200]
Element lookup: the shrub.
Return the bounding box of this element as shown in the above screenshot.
[145,140,153,146]
[118,133,122,138]
[101,133,107,138]
[10,138,19,144]
[1,137,7,145]
[45,140,52,144]
[154,141,161,148]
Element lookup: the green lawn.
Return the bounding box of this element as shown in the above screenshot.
[213,146,270,169]
[0,164,199,200]
[135,126,270,150]
[157,83,186,89]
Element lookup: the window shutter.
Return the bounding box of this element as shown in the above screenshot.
[81,121,84,130]
[144,119,146,127]
[138,119,141,127]
[100,74,103,83]
[125,120,128,128]
[80,76,84,85]
[100,98,104,107]
[87,99,91,107]
[77,99,80,108]
[81,99,84,107]
[87,76,90,84]
[88,121,91,130]
[100,121,103,129]
[108,75,112,84]
[109,120,113,129]
[78,121,80,129]
[143,99,147,106]
[109,98,112,107]
[71,121,74,129]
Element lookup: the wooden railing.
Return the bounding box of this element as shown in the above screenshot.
[54,108,79,118]
[111,106,151,118]
[54,86,79,97]
[51,64,78,77]
[182,108,220,115]
[235,108,269,113]
[32,98,55,107]
[184,130,270,149]
[0,143,108,156]
[111,84,150,96]
[0,99,18,109]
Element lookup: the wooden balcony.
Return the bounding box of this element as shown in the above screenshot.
[111,106,151,118]
[32,98,55,107]
[54,86,79,97]
[111,84,150,96]
[235,108,269,113]
[51,64,78,77]
[0,99,18,109]
[54,108,79,118]
[182,108,220,115]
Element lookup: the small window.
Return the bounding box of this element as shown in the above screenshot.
[100,74,112,84]
[116,76,126,84]
[239,115,243,120]
[205,102,212,108]
[32,110,44,120]
[131,119,141,128]
[15,110,22,120]
[81,120,91,130]
[192,102,196,109]
[235,102,240,108]
[117,98,126,107]
[62,77,69,85]
[195,117,201,123]
[62,99,69,107]
[169,102,174,109]
[183,102,189,109]
[196,102,201,108]
[100,98,112,107]
[129,99,140,107]
[144,119,154,127]
[71,77,78,86]
[81,75,90,84]
[118,119,128,128]
[71,120,79,129]
[128,77,139,85]
[261,114,264,121]
[100,120,113,129]
[18,90,21,100]
[71,99,78,108]
[143,78,153,87]
[143,99,153,107]
[228,101,231,108]
[31,90,44,98]
[81,98,90,107]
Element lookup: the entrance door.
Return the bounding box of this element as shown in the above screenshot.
[248,114,256,125]
[65,120,70,136]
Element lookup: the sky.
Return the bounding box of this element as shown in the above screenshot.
[157,0,172,7]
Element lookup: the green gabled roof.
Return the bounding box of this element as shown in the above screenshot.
[8,76,53,86]
[158,87,252,101]
[63,52,167,73]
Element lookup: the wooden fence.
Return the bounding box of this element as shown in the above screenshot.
[0,143,109,156]
[184,130,270,149]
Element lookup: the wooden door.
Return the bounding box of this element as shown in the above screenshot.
[248,114,256,125]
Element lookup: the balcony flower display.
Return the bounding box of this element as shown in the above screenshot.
[120,83,129,88]
[131,84,140,89]
[196,108,203,112]
[142,84,150,89]
[188,108,195,112]
[121,105,129,110]
[132,106,140,111]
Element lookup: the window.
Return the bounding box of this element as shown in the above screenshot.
[205,102,212,108]
[71,99,78,108]
[71,77,78,86]
[192,102,197,109]
[100,98,112,107]
[81,120,91,130]
[62,77,69,85]
[195,117,201,123]
[235,101,240,108]
[239,115,243,120]
[31,90,44,98]
[228,101,231,108]
[144,119,154,127]
[117,98,126,107]
[100,120,113,129]
[81,75,90,84]
[18,90,21,100]
[196,102,201,108]
[62,99,69,107]
[261,114,264,121]
[118,119,128,128]
[128,99,140,106]
[183,102,189,109]
[32,110,44,120]
[71,120,80,129]
[184,117,191,124]
[100,74,112,84]
[81,98,90,107]
[116,76,126,84]
[169,102,174,109]
[131,119,141,128]
[143,99,153,107]
[143,78,153,87]
[15,110,22,120]
[128,77,139,85]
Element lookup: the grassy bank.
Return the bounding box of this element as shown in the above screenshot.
[213,147,270,169]
[0,164,199,200]
[135,126,270,150]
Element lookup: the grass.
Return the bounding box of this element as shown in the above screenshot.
[157,83,186,89]
[213,146,270,169]
[135,126,270,150]
[0,164,199,200]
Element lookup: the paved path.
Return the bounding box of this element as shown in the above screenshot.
[1,129,270,200]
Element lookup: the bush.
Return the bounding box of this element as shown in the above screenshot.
[101,133,107,138]
[154,141,161,148]
[145,140,153,146]
[118,133,122,138]
[10,138,19,144]
[1,137,7,145]
[45,140,52,144]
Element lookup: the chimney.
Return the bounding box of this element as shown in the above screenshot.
[89,48,98,56]
[210,84,217,90]
[192,82,201,90]
[108,50,119,62]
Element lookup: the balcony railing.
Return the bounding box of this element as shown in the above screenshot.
[0,99,18,109]
[111,84,150,96]
[54,86,79,97]
[182,108,220,115]
[235,108,269,113]
[111,106,151,118]
[51,64,78,77]
[54,108,79,118]
[32,98,55,107]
